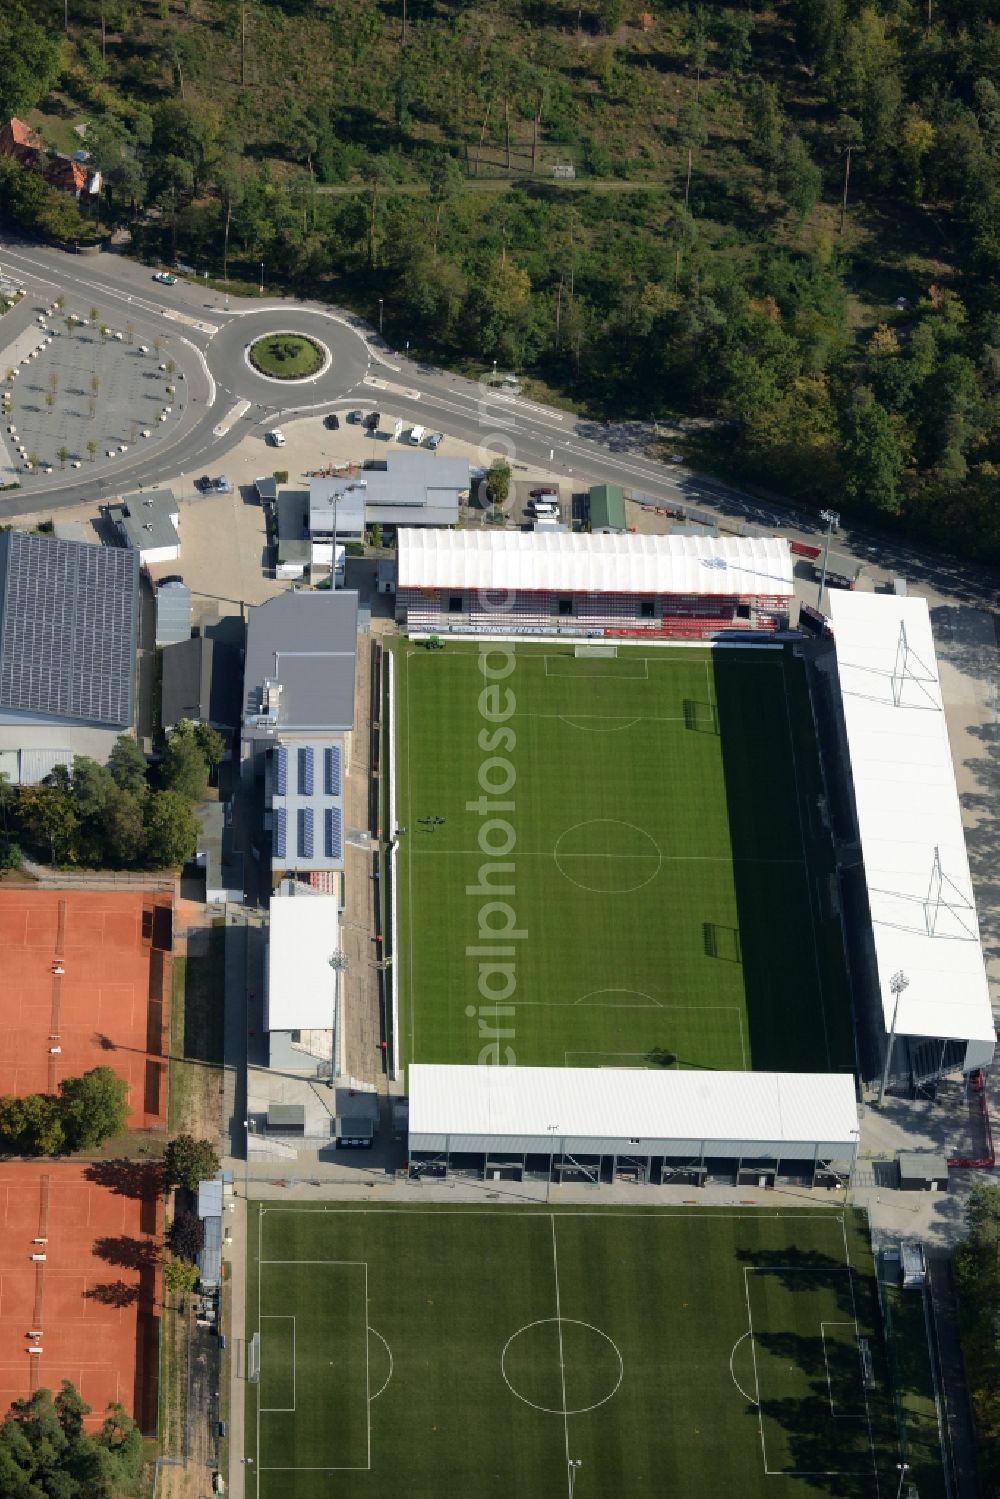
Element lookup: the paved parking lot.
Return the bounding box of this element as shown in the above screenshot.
[2,301,190,480]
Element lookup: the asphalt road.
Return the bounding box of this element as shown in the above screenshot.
[1,236,998,611]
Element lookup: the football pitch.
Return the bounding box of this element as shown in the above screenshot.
[390,642,854,1073]
[244,1203,903,1498]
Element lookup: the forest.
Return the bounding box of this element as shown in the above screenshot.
[3,0,1000,561]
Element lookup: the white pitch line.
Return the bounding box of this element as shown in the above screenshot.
[550,1216,572,1493]
[743,1268,768,1476]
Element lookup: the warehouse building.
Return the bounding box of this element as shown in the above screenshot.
[396,530,793,639]
[829,592,996,1093]
[407,1066,859,1188]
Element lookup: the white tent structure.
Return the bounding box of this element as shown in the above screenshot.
[265,885,340,1074]
[407,1065,859,1187]
[829,592,994,1086]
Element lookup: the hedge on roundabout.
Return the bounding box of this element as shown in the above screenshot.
[248,332,324,378]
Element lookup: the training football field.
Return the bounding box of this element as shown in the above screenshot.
[244,1203,902,1498]
[390,642,853,1073]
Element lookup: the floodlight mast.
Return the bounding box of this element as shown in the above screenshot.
[878,971,910,1106]
[328,949,349,1087]
[816,509,840,609]
[569,1458,583,1497]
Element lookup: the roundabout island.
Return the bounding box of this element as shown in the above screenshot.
[246,331,328,381]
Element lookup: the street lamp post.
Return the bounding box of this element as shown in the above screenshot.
[378,298,384,336]
[878,971,910,1106]
[546,1123,559,1203]
[259,261,264,295]
[569,1459,582,1498]
[816,508,840,609]
[329,949,349,1087]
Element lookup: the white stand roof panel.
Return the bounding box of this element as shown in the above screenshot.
[266,888,339,1031]
[829,591,994,1045]
[397,529,793,599]
[408,1065,859,1157]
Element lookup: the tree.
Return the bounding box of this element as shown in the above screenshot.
[86,439,97,463]
[104,789,146,868]
[0,1092,66,1154]
[193,723,226,770]
[163,1257,199,1297]
[0,6,67,118]
[164,1134,220,1191]
[485,461,511,513]
[108,735,148,797]
[841,387,904,514]
[57,446,70,470]
[17,781,78,864]
[0,1383,143,1495]
[160,723,210,801]
[58,1067,129,1151]
[143,790,199,868]
[168,1209,205,1262]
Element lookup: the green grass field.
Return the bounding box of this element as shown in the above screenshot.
[390,642,853,1074]
[244,1203,907,1498]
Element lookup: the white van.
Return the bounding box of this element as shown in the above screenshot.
[529,499,559,519]
[409,425,425,445]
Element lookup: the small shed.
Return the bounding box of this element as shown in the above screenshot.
[334,1085,378,1149]
[898,1152,949,1192]
[267,1102,305,1134]
[588,483,627,534]
[254,476,278,506]
[156,579,192,646]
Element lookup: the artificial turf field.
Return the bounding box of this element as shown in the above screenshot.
[391,642,854,1074]
[244,1203,905,1498]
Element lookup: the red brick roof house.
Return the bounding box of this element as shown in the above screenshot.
[0,118,43,166]
[43,155,101,200]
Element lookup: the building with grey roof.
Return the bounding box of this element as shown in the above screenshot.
[0,531,138,732]
[276,490,311,580]
[161,635,241,734]
[107,489,180,564]
[155,578,192,646]
[242,589,358,780]
[308,453,470,581]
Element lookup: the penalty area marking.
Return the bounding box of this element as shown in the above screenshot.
[368,1327,394,1401]
[729,1331,758,1406]
[544,655,650,680]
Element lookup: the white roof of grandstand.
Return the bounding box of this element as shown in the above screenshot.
[266,887,339,1031]
[829,591,994,1044]
[397,529,794,598]
[408,1065,859,1150]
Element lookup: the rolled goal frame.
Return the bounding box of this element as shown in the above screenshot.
[247,1330,260,1383]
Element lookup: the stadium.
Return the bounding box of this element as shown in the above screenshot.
[380,531,994,1185]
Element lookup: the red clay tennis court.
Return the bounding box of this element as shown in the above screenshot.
[0,890,173,1128]
[0,1161,162,1430]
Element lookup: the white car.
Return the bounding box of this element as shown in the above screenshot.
[269,429,286,447]
[408,425,425,445]
[528,497,559,518]
[153,272,178,285]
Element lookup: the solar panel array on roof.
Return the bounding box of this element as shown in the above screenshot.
[325,744,342,797]
[274,745,288,796]
[274,808,287,860]
[299,807,314,859]
[298,745,314,796]
[0,533,138,726]
[325,807,343,861]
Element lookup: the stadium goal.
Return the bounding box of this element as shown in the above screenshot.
[574,643,618,658]
[247,1330,260,1383]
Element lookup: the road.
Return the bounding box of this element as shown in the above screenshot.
[2,236,998,611]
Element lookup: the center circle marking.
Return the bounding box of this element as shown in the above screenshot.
[501,1318,624,1415]
[553,819,662,893]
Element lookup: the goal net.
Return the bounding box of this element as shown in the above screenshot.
[247,1331,260,1383]
[574,643,617,658]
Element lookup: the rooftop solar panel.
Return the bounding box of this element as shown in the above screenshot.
[0,533,138,726]
[325,744,342,797]
[275,745,288,796]
[274,808,287,860]
[299,806,314,859]
[299,745,314,796]
[325,807,343,861]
